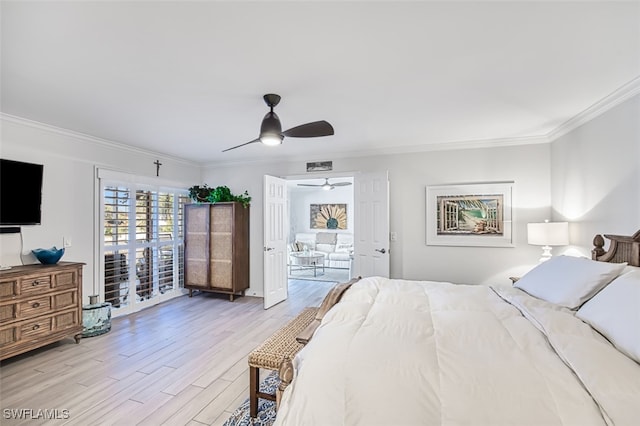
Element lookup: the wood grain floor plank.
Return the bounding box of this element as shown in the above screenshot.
[219,357,248,382]
[135,384,204,426]
[116,390,173,425]
[161,378,234,425]
[62,371,148,425]
[192,374,248,424]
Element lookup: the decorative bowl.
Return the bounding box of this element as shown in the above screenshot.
[32,247,65,264]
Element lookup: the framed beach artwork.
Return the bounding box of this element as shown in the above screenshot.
[426,182,514,247]
[310,203,347,230]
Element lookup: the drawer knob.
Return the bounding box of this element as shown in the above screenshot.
[32,302,40,308]
[32,324,40,331]
[32,281,40,286]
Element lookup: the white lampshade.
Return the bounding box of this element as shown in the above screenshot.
[527,222,569,246]
[527,221,569,262]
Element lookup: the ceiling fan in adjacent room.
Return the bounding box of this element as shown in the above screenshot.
[297,178,352,191]
[222,94,334,152]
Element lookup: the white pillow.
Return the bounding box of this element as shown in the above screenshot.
[622,265,640,275]
[315,243,335,254]
[514,256,627,309]
[335,243,352,253]
[576,270,640,363]
[288,243,299,253]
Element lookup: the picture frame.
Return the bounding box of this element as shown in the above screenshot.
[426,181,514,247]
[310,203,347,230]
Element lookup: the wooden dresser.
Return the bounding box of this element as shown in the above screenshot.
[184,202,250,301]
[0,262,84,361]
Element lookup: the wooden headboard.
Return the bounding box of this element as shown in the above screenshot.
[592,230,640,266]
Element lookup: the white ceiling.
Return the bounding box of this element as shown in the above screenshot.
[2,1,639,166]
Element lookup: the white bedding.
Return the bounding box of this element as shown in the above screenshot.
[275,277,640,426]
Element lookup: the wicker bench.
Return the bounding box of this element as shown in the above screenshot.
[248,307,319,418]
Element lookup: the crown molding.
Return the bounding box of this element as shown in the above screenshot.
[0,113,199,167]
[547,75,640,142]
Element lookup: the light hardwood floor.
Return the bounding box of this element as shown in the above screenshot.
[0,280,335,425]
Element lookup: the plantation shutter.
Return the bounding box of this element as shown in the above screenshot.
[99,169,189,315]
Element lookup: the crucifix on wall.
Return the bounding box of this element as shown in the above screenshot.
[154,160,162,177]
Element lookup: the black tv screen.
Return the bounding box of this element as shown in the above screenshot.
[0,159,44,225]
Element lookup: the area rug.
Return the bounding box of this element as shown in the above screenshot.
[223,371,280,426]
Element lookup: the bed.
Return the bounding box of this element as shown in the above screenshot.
[274,231,640,426]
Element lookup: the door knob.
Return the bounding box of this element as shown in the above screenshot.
[264,247,275,251]
[375,248,386,254]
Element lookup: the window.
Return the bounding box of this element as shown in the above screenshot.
[100,170,189,315]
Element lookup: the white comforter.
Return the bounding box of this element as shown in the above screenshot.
[275,277,640,426]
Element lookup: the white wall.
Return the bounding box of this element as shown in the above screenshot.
[288,185,353,238]
[204,142,551,296]
[0,117,201,302]
[550,94,640,252]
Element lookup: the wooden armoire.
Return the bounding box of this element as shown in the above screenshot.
[184,202,250,301]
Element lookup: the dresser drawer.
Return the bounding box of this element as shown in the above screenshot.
[0,308,81,344]
[0,325,16,346]
[53,270,78,290]
[0,279,19,300]
[0,303,16,323]
[19,296,51,319]
[20,275,53,295]
[1,274,56,300]
[24,309,80,336]
[0,289,79,324]
[21,316,53,338]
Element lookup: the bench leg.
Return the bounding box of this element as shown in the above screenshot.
[250,366,259,418]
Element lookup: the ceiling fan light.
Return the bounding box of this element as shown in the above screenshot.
[260,133,283,146]
[322,183,333,190]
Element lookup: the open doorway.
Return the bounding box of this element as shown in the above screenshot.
[286,176,354,285]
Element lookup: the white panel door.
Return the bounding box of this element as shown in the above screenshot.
[263,175,288,309]
[353,171,390,278]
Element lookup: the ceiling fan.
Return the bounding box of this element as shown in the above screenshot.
[222,94,334,152]
[297,178,352,191]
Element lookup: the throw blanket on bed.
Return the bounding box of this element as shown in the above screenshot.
[275,277,640,426]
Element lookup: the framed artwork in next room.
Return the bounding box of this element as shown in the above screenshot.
[310,204,347,230]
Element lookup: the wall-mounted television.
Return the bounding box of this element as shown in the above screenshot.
[0,159,44,226]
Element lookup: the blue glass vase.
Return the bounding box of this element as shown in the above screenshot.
[32,247,65,264]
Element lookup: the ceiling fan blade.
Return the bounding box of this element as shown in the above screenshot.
[222,138,260,152]
[297,183,321,187]
[332,182,352,186]
[282,121,334,138]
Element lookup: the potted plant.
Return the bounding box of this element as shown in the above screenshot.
[188,184,251,208]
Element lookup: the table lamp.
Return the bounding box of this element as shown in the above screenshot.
[527,220,569,262]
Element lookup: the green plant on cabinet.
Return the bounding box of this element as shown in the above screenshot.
[188,184,251,208]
